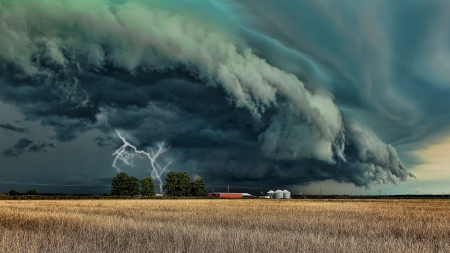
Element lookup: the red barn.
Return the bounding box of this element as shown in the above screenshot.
[208,193,243,198]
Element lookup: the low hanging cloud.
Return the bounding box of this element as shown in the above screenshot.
[0,123,28,133]
[0,0,413,187]
[28,142,55,153]
[3,138,33,157]
[3,138,54,157]
[94,136,113,147]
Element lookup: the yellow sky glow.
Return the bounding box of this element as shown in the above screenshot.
[411,138,450,180]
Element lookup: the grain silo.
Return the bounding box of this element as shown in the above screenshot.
[283,190,291,199]
[273,189,283,199]
[267,190,275,198]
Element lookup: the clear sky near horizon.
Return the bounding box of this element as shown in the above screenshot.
[1,0,450,195]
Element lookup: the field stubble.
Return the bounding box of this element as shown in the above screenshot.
[0,199,449,252]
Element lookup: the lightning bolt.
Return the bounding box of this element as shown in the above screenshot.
[112,130,171,193]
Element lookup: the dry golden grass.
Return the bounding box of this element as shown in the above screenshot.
[0,199,449,252]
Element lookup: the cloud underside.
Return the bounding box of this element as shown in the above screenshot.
[0,123,28,133]
[0,0,413,187]
[3,138,54,157]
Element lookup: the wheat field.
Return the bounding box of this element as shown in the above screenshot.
[0,199,449,252]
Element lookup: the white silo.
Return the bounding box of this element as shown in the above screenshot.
[273,189,283,199]
[283,190,291,199]
[267,190,275,198]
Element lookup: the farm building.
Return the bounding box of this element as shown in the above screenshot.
[208,193,255,198]
[208,193,244,198]
[267,189,291,199]
[208,193,242,198]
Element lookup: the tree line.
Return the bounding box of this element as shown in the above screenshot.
[6,189,38,196]
[111,171,206,197]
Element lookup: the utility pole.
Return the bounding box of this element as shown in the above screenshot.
[227,186,230,199]
[160,184,162,195]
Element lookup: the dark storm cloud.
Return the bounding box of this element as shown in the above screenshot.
[28,142,55,153]
[94,136,112,147]
[0,0,426,189]
[236,0,450,148]
[0,123,28,133]
[3,138,55,157]
[3,138,33,157]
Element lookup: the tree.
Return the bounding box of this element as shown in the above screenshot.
[191,177,207,197]
[111,172,140,196]
[140,176,155,196]
[163,171,178,196]
[126,175,140,196]
[26,189,38,195]
[164,171,192,197]
[177,171,191,197]
[8,189,21,195]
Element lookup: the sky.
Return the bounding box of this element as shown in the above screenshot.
[0,0,450,195]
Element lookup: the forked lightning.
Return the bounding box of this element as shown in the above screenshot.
[112,130,171,194]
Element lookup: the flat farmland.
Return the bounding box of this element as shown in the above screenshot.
[0,199,449,252]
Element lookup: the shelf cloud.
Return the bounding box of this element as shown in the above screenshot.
[1,0,435,190]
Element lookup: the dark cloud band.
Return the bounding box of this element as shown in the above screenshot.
[0,0,415,187]
[0,123,28,133]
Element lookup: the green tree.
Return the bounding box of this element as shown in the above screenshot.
[25,189,38,195]
[191,177,207,197]
[140,176,155,196]
[164,171,192,197]
[111,172,140,196]
[177,171,191,197]
[126,175,140,196]
[163,171,178,196]
[8,189,21,195]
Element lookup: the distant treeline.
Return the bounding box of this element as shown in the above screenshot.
[0,195,215,200]
[110,171,207,197]
[2,194,450,200]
